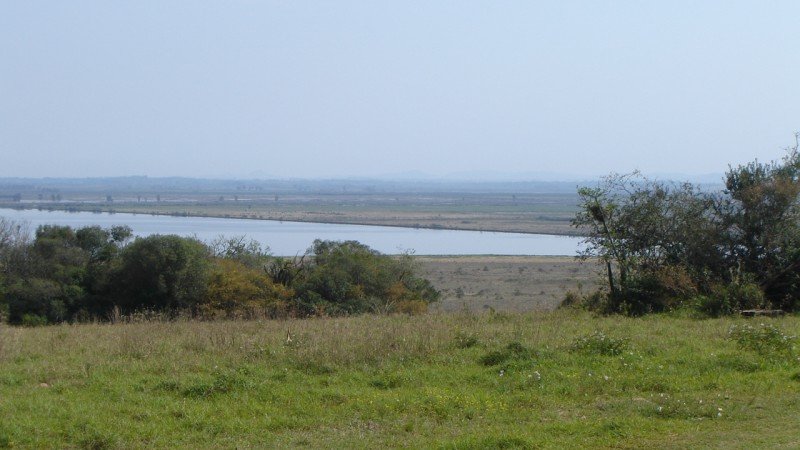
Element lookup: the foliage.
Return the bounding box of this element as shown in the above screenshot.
[200,258,292,319]
[108,234,211,314]
[289,240,439,316]
[20,313,48,327]
[0,223,437,323]
[208,235,270,268]
[575,134,800,314]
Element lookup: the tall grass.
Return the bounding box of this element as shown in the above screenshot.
[0,310,798,448]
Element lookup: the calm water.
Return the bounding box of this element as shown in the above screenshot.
[0,208,584,256]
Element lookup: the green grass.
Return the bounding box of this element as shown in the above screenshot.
[1,310,799,448]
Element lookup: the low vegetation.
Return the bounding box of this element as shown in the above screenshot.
[0,310,798,448]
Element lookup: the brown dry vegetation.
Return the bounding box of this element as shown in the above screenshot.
[6,191,580,235]
[418,256,598,312]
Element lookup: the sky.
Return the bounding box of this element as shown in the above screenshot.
[1,1,799,180]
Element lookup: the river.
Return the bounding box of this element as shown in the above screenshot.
[0,208,584,256]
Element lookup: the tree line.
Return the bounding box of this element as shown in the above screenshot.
[0,222,439,325]
[574,134,800,315]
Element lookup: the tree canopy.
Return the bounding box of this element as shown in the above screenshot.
[0,226,439,325]
[574,135,800,315]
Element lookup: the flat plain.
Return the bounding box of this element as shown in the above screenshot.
[418,256,597,312]
[0,179,583,235]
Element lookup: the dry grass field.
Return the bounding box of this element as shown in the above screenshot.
[419,256,598,312]
[84,202,578,235]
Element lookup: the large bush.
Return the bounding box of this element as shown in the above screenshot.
[575,135,800,314]
[201,259,292,319]
[107,235,211,314]
[290,240,439,316]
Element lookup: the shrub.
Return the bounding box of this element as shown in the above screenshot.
[20,313,48,327]
[723,279,767,311]
[575,139,800,315]
[199,259,292,319]
[5,279,62,324]
[291,240,439,316]
[0,223,441,322]
[693,293,731,317]
[696,279,767,317]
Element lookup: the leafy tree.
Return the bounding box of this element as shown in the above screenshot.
[575,134,800,314]
[108,235,210,314]
[574,173,719,312]
[718,136,800,309]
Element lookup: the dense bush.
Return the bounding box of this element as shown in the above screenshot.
[575,135,800,315]
[285,240,440,316]
[201,259,292,319]
[0,223,439,324]
[108,235,211,314]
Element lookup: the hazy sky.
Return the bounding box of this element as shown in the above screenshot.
[2,1,799,179]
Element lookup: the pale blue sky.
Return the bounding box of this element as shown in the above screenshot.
[1,1,798,179]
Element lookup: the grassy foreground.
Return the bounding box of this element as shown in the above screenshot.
[1,310,799,449]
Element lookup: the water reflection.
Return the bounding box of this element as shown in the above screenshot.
[0,208,584,256]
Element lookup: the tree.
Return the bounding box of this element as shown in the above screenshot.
[108,235,210,314]
[208,235,270,268]
[575,173,723,313]
[718,135,800,309]
[574,134,800,314]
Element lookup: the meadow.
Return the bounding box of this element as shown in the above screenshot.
[1,309,798,449]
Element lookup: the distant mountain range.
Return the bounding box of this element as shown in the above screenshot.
[353,170,726,185]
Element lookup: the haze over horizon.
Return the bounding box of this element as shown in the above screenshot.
[2,2,799,179]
